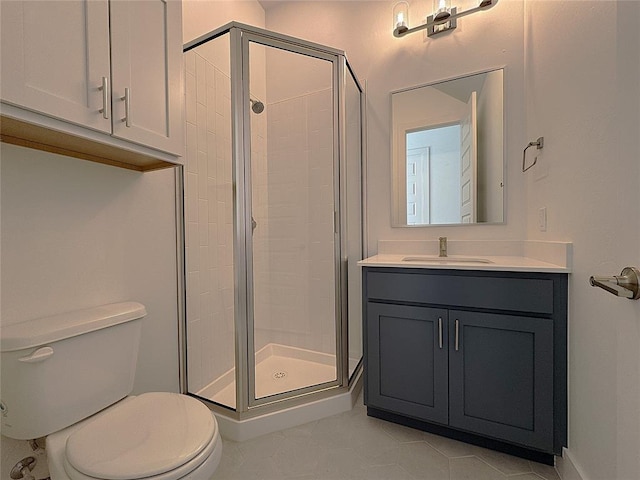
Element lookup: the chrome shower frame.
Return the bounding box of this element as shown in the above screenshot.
[180,22,366,421]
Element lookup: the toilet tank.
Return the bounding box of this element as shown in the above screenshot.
[0,302,146,440]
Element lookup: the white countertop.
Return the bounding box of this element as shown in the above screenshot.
[358,254,570,273]
[358,240,572,273]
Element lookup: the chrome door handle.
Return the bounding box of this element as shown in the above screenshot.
[438,317,443,349]
[455,319,460,351]
[99,77,110,119]
[122,87,131,127]
[590,267,640,300]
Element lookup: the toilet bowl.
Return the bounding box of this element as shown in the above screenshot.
[46,393,222,480]
[0,302,222,480]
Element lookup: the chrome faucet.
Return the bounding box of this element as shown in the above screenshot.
[439,237,448,257]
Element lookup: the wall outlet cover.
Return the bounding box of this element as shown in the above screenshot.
[538,207,547,232]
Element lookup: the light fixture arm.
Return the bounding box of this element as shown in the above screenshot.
[394,0,497,38]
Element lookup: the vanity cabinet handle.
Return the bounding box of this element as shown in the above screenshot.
[455,319,460,351]
[438,317,443,349]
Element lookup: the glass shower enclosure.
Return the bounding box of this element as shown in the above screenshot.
[180,23,364,419]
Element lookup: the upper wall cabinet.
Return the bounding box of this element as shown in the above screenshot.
[109,0,183,156]
[0,0,184,171]
[1,1,112,134]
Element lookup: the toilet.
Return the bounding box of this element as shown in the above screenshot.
[0,302,222,480]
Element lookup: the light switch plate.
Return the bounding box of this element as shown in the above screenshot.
[538,207,547,231]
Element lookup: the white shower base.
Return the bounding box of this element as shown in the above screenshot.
[198,343,359,406]
[196,343,362,441]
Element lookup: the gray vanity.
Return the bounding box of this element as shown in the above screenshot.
[360,250,569,464]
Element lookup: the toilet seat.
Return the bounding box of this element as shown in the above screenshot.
[47,393,221,480]
[63,433,218,480]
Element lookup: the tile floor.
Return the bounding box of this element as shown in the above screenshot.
[211,392,562,480]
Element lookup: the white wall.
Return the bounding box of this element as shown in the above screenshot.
[525,2,640,479]
[182,0,265,44]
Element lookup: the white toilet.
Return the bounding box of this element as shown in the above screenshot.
[0,302,222,480]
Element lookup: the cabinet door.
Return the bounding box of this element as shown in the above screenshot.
[448,310,554,450]
[367,303,448,424]
[1,0,111,133]
[109,0,183,156]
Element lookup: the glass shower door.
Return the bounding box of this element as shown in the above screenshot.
[244,35,340,404]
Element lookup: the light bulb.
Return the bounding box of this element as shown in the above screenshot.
[393,2,409,36]
[433,0,451,22]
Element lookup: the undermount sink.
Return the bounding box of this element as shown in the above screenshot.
[401,256,494,264]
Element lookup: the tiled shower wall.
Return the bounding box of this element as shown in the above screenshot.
[184,49,237,393]
[253,88,336,356]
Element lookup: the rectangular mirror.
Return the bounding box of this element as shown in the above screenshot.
[391,69,504,226]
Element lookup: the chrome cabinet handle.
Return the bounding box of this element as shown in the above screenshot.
[438,317,443,349]
[99,77,110,119]
[122,87,131,127]
[455,319,460,351]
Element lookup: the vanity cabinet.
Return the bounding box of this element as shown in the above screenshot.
[0,0,183,169]
[363,267,567,462]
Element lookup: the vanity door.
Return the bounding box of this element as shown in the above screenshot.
[366,303,449,425]
[448,310,554,451]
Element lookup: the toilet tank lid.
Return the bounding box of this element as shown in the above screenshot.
[1,302,147,352]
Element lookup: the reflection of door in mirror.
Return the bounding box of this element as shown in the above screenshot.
[391,69,503,226]
[406,146,429,225]
[402,97,477,226]
[460,91,478,223]
[406,126,462,225]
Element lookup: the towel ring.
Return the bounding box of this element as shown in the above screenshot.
[522,137,544,172]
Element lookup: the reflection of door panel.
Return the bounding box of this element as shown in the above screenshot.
[460,92,477,223]
[407,146,429,225]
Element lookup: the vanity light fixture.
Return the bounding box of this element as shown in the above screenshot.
[393,0,498,38]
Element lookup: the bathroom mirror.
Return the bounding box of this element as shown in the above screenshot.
[391,69,504,226]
